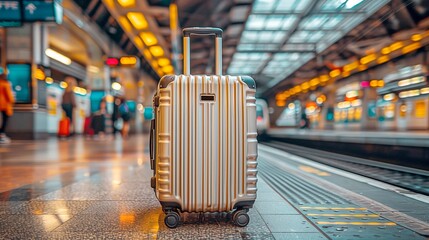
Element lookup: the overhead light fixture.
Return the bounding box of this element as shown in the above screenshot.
[377,55,389,64]
[158,58,170,67]
[126,12,148,30]
[60,81,68,88]
[389,41,403,52]
[360,54,376,65]
[402,42,421,54]
[45,48,71,65]
[118,16,132,32]
[421,87,429,95]
[150,46,164,57]
[88,66,99,73]
[329,69,341,78]
[143,49,152,60]
[120,56,138,65]
[45,77,54,84]
[134,36,144,49]
[140,32,158,46]
[117,0,135,7]
[162,65,174,73]
[343,61,359,72]
[411,34,422,42]
[112,82,122,91]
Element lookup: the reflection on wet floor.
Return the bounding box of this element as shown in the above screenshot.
[0,135,285,239]
[0,135,146,193]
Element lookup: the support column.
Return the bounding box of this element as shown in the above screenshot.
[6,23,49,139]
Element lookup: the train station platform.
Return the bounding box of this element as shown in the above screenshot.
[1,135,428,239]
[267,128,429,148]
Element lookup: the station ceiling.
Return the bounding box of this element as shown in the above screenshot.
[72,0,429,94]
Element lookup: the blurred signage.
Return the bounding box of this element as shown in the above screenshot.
[23,0,63,24]
[120,56,140,68]
[106,56,140,68]
[106,58,119,67]
[7,63,32,103]
[0,1,21,27]
[0,0,62,27]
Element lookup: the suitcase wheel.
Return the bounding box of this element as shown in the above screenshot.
[232,209,250,227]
[164,211,180,228]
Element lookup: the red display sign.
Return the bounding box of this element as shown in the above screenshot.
[106,58,119,67]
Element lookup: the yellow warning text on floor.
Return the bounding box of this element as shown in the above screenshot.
[300,207,368,210]
[308,213,379,217]
[299,165,330,176]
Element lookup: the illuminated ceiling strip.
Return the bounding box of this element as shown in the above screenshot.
[280,32,429,102]
[102,0,172,76]
[45,48,71,65]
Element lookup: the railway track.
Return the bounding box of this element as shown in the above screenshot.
[262,140,429,196]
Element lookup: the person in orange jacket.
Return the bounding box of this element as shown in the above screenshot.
[0,67,14,144]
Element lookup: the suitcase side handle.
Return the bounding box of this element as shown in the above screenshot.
[182,27,222,76]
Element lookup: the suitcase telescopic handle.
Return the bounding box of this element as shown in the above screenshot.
[182,27,223,76]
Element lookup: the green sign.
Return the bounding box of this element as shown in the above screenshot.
[0,1,22,27]
[0,0,62,27]
[23,0,63,24]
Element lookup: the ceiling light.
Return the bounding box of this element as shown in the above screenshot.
[117,0,135,7]
[158,58,170,67]
[411,34,422,42]
[45,48,71,65]
[402,42,421,54]
[377,55,389,64]
[162,65,174,73]
[126,12,148,30]
[112,82,122,91]
[134,36,143,49]
[149,46,164,57]
[88,66,99,73]
[60,81,68,88]
[45,77,53,84]
[118,16,132,32]
[360,54,376,65]
[140,32,158,46]
[143,49,152,60]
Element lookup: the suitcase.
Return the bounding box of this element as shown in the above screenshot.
[58,117,70,137]
[84,117,94,136]
[150,27,258,228]
[91,113,105,134]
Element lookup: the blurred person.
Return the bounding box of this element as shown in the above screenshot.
[119,97,131,139]
[0,67,14,144]
[112,95,121,136]
[299,112,310,129]
[61,77,77,134]
[91,99,107,139]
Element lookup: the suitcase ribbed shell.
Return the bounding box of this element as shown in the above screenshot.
[154,74,257,212]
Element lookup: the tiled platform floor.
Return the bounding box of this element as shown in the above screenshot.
[0,135,327,239]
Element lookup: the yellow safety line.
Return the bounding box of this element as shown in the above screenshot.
[300,207,368,210]
[308,214,379,217]
[317,221,397,226]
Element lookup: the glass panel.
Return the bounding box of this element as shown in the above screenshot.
[275,0,297,12]
[241,30,287,43]
[246,15,298,30]
[253,0,277,13]
[237,43,279,51]
[289,31,310,43]
[308,31,324,42]
[321,0,365,11]
[295,0,313,11]
[246,15,266,30]
[300,14,343,30]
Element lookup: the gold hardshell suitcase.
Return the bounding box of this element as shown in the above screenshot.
[150,27,258,228]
